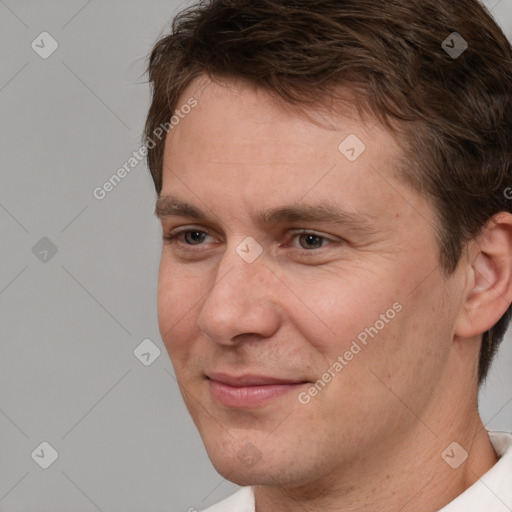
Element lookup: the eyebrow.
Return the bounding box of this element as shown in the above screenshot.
[155,195,376,231]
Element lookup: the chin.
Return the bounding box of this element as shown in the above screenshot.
[213,464,270,487]
[204,440,317,489]
[210,459,293,487]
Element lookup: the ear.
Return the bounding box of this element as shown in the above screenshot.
[454,212,512,339]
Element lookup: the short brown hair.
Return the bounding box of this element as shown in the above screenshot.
[144,0,512,383]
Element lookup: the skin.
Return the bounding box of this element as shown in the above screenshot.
[156,76,512,511]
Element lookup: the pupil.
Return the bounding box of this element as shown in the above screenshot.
[301,234,321,249]
[186,231,205,244]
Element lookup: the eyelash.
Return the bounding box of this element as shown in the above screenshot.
[163,228,338,251]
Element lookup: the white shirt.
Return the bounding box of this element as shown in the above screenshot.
[202,431,512,512]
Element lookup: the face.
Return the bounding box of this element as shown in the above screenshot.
[156,77,464,488]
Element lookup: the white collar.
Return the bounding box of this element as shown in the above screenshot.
[438,431,512,511]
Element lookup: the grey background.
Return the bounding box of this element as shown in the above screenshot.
[0,1,511,511]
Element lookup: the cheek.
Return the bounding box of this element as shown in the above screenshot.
[157,259,203,359]
[335,268,455,408]
[287,267,401,362]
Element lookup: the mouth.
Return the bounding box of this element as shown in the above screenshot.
[206,372,310,408]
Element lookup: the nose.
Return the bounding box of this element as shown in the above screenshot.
[197,244,281,345]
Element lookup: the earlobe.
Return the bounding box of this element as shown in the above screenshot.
[454,213,512,339]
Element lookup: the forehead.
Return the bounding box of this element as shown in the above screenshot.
[167,76,396,158]
[159,77,426,226]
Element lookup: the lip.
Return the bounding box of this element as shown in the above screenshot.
[207,372,309,408]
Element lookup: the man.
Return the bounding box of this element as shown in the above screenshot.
[144,0,512,510]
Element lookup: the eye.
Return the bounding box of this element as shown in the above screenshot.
[290,231,336,250]
[182,230,209,245]
[296,233,327,249]
[164,228,215,246]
